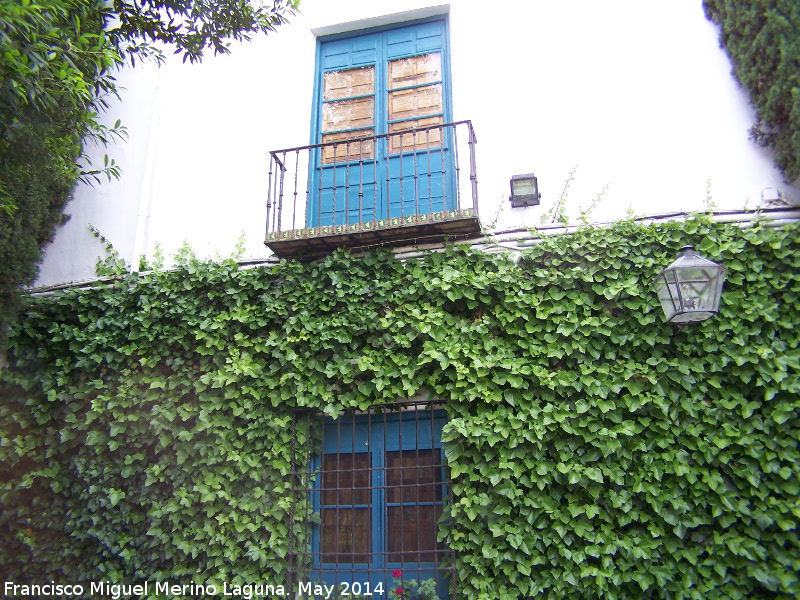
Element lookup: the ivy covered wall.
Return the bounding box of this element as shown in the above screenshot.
[703,0,800,184]
[1,217,799,599]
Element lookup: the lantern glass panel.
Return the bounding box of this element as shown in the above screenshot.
[676,268,713,309]
[654,271,679,321]
[512,178,537,196]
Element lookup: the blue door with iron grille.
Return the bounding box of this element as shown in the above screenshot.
[310,411,448,598]
[308,19,455,228]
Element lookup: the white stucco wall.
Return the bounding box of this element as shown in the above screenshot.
[34,0,799,287]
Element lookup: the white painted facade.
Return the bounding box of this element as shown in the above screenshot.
[34,0,799,287]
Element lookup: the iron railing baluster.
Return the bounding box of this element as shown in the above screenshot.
[358,144,364,225]
[277,151,287,232]
[266,155,274,236]
[292,149,300,230]
[399,132,405,221]
[469,122,479,212]
[385,135,391,222]
[317,147,323,230]
[426,130,433,215]
[345,141,351,227]
[305,154,311,229]
[439,125,446,212]
[453,124,461,210]
[272,154,282,234]
[413,128,419,220]
[332,144,338,228]
[372,141,378,223]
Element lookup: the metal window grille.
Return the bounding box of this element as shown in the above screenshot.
[288,400,456,599]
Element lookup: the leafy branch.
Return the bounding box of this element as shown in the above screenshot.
[542,164,578,226]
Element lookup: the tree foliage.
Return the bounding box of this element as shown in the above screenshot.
[2,217,799,599]
[110,0,299,64]
[0,0,298,349]
[0,0,121,349]
[703,0,800,184]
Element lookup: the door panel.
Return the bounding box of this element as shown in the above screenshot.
[385,21,444,59]
[322,34,379,70]
[310,20,453,228]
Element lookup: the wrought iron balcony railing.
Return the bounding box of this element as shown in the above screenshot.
[265,120,480,259]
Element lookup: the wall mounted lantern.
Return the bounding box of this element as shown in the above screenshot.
[509,174,541,207]
[653,245,727,325]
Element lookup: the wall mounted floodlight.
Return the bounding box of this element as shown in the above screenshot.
[509,174,541,207]
[653,245,727,325]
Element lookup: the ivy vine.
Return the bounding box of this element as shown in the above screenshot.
[1,215,798,599]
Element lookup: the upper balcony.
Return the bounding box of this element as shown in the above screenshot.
[265,120,481,259]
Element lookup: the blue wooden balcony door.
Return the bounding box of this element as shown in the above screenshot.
[308,19,455,228]
[312,412,448,598]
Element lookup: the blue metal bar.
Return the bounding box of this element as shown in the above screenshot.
[387,113,444,125]
[387,80,443,92]
[322,92,376,103]
[322,125,374,136]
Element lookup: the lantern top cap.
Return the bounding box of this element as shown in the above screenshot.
[664,245,727,272]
